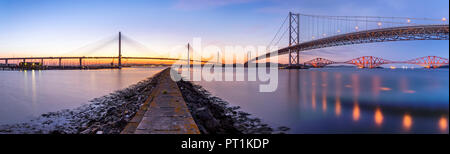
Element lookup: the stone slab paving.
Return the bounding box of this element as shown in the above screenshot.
[121,68,200,134]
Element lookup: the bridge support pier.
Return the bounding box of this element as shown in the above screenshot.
[289,49,300,67]
[118,32,122,69]
[5,59,8,65]
[79,58,83,69]
[59,58,62,67]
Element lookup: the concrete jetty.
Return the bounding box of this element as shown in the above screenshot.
[121,68,200,134]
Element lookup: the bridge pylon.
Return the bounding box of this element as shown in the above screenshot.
[289,12,300,67]
[118,32,122,69]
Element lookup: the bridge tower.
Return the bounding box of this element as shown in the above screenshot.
[187,43,190,67]
[288,12,300,67]
[118,32,122,69]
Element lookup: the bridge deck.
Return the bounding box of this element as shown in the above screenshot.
[121,68,200,134]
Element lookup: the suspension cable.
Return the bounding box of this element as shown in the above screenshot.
[267,14,289,48]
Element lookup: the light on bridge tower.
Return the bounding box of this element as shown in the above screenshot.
[288,12,300,67]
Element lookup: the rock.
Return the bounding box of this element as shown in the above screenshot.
[278,126,290,131]
[196,107,207,111]
[176,79,283,134]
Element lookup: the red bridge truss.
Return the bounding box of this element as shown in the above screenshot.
[304,56,449,68]
[345,56,391,68]
[405,56,449,68]
[304,58,336,68]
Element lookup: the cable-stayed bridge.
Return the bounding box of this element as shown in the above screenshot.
[247,12,449,68]
[0,32,203,69]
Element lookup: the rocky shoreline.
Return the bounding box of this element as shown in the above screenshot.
[0,68,289,134]
[177,79,289,134]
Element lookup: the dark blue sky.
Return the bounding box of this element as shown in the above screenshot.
[0,0,448,63]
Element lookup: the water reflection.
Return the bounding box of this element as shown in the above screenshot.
[439,116,448,132]
[311,71,317,111]
[23,70,28,98]
[31,70,37,117]
[300,72,307,105]
[321,72,328,112]
[335,73,342,117]
[372,76,381,98]
[380,87,392,91]
[351,74,361,122]
[0,67,164,124]
[374,108,383,126]
[353,104,361,122]
[403,114,413,131]
[287,70,300,106]
[400,76,416,94]
[351,74,359,103]
[191,68,449,133]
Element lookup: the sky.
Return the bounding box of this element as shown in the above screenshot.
[0,0,448,64]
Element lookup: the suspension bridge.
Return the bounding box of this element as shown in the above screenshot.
[247,12,449,68]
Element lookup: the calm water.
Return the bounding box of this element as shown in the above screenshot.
[1,67,448,134]
[193,68,449,134]
[0,67,164,124]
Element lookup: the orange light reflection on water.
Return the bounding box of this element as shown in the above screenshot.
[380,87,391,91]
[335,100,341,117]
[351,74,360,122]
[403,114,413,130]
[335,73,342,117]
[353,104,360,121]
[374,108,383,126]
[311,72,317,111]
[321,72,328,112]
[439,116,448,132]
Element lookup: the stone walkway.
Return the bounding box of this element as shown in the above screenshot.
[121,68,200,134]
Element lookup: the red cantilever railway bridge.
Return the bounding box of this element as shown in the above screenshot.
[304,56,449,68]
